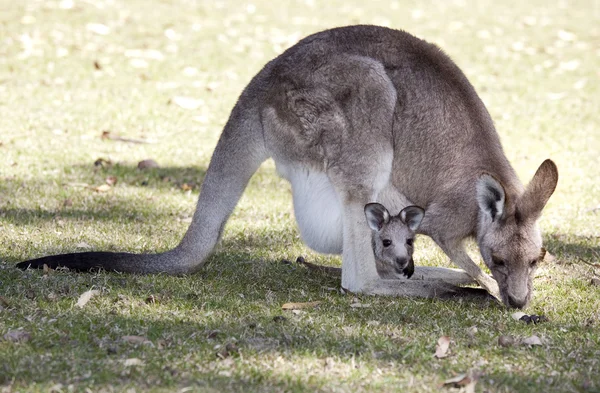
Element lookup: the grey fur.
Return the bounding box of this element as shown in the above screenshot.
[17,25,558,307]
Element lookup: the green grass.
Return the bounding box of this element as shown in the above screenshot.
[1,0,599,392]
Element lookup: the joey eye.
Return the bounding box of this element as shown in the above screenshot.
[492,256,505,267]
[406,239,414,247]
[382,239,392,247]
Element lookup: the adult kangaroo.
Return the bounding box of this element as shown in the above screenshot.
[17,25,558,308]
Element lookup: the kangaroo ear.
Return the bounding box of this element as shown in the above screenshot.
[476,174,506,222]
[399,206,425,231]
[517,159,558,220]
[364,203,390,231]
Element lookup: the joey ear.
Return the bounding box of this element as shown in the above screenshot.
[364,203,390,231]
[399,206,425,231]
[476,174,506,222]
[517,159,559,220]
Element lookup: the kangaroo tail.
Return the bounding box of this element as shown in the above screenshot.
[16,100,268,274]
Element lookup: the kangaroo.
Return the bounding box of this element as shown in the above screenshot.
[17,25,558,308]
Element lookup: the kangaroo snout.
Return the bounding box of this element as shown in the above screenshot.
[507,294,528,309]
[395,258,414,278]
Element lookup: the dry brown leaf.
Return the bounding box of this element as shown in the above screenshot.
[123,358,144,367]
[138,159,159,169]
[43,264,53,275]
[442,370,479,392]
[435,335,451,358]
[281,301,321,310]
[3,330,31,343]
[122,335,152,345]
[101,130,150,144]
[94,157,113,168]
[180,183,194,191]
[94,184,111,193]
[349,302,371,308]
[76,289,100,308]
[0,295,9,308]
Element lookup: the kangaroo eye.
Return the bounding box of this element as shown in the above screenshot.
[406,239,414,246]
[382,239,392,247]
[492,256,505,267]
[530,259,538,268]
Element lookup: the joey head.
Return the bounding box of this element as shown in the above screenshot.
[364,203,424,279]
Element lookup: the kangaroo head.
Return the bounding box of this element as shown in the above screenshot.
[476,160,558,308]
[364,203,425,279]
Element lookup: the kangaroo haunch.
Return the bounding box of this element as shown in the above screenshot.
[17,25,558,308]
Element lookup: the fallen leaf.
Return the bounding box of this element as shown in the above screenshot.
[442,370,479,393]
[3,330,31,343]
[122,335,152,345]
[559,60,580,71]
[138,159,159,169]
[43,264,52,275]
[557,29,577,42]
[281,301,321,310]
[435,335,451,358]
[522,335,543,346]
[216,342,239,359]
[129,59,148,68]
[123,358,144,367]
[511,311,527,321]
[86,23,110,35]
[172,96,204,110]
[94,60,102,70]
[145,294,159,304]
[180,183,194,191]
[94,158,113,168]
[76,289,100,308]
[0,296,9,308]
[101,131,150,144]
[467,326,478,338]
[94,184,111,193]
[443,373,468,386]
[63,198,73,207]
[105,176,118,186]
[349,302,371,308]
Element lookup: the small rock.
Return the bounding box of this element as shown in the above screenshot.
[137,159,159,169]
[498,335,515,347]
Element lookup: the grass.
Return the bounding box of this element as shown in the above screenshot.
[1,0,599,392]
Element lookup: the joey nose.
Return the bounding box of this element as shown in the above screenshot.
[395,258,408,269]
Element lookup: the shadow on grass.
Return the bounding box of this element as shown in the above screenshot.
[544,235,600,264]
[0,253,508,390]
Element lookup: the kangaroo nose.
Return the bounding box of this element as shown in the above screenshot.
[507,295,527,309]
[395,258,407,268]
